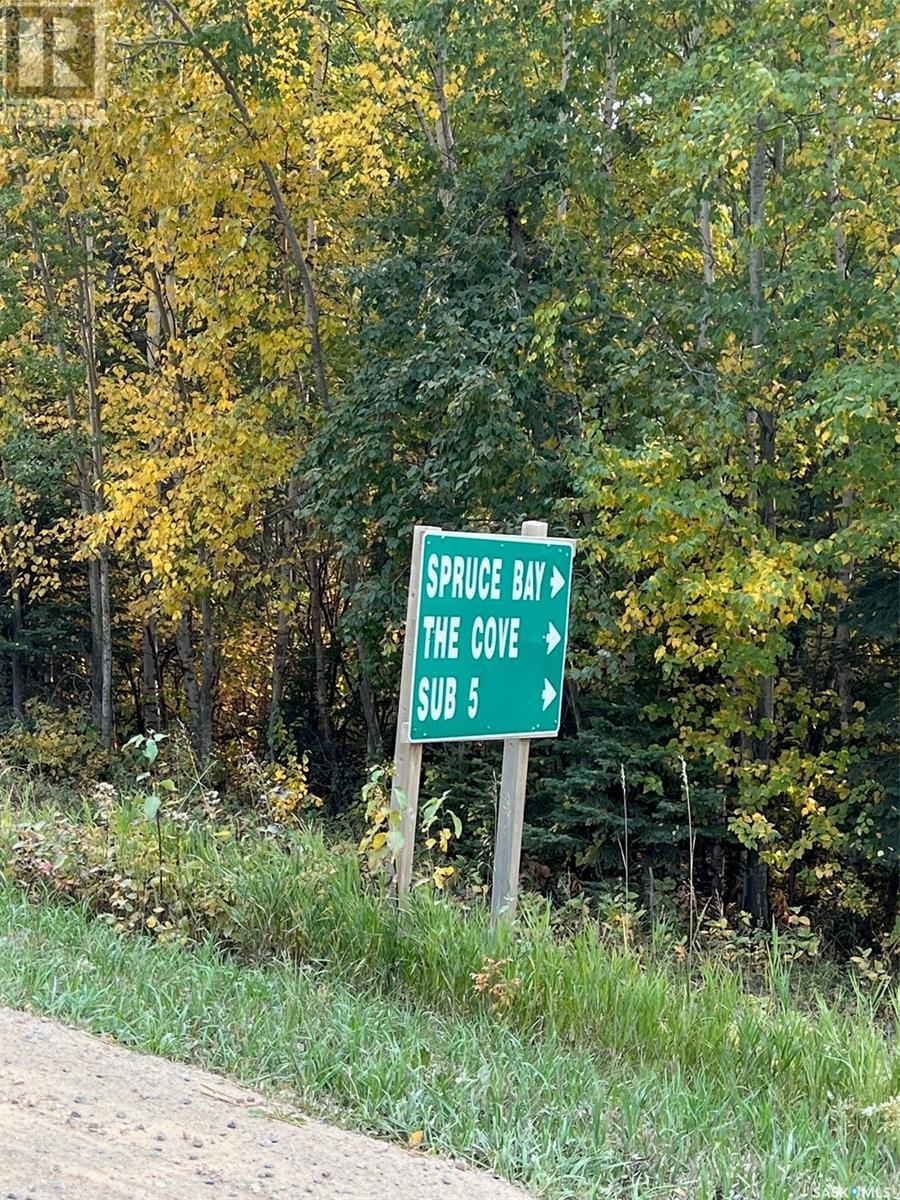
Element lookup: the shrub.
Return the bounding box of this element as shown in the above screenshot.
[0,700,107,786]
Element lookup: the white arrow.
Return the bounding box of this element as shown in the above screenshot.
[545,621,561,654]
[541,678,557,711]
[550,565,565,598]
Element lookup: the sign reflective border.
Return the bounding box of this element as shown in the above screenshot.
[408,530,575,742]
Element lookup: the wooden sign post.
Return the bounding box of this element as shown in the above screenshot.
[390,524,438,898]
[490,519,547,925]
[389,520,575,923]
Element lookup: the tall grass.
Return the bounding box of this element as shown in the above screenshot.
[184,827,899,1089]
[1,805,898,1199]
[2,886,897,1200]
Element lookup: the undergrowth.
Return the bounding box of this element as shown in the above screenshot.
[1,780,899,1199]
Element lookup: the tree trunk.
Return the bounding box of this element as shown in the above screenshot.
[886,861,899,933]
[87,560,103,728]
[834,498,853,731]
[175,606,203,755]
[307,553,332,753]
[141,258,174,737]
[269,597,292,757]
[698,195,715,349]
[710,838,725,908]
[748,117,774,530]
[268,472,300,757]
[602,13,618,139]
[26,210,106,735]
[199,593,215,765]
[828,24,854,733]
[600,13,618,279]
[564,676,582,734]
[433,41,458,211]
[9,584,25,717]
[746,113,773,926]
[176,599,214,764]
[557,2,571,220]
[97,546,114,749]
[344,556,382,760]
[743,849,769,926]
[142,620,161,732]
[4,529,25,718]
[77,223,114,750]
[357,651,382,761]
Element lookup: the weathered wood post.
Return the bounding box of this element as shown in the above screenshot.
[490,520,547,927]
[390,524,439,897]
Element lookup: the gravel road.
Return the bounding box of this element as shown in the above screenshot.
[0,1007,530,1200]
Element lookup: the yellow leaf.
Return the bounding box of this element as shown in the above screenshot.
[408,1130,424,1147]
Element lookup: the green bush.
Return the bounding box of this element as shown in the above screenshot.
[0,700,108,785]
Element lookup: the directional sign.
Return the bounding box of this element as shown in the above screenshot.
[407,530,574,742]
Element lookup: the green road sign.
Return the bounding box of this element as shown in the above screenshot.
[408,530,575,742]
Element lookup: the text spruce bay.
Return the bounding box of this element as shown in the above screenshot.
[408,530,575,742]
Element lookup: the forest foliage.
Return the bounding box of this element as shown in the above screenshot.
[1,0,897,939]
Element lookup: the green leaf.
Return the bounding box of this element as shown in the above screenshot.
[386,829,405,853]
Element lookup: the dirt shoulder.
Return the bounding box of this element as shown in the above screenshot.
[0,1007,530,1200]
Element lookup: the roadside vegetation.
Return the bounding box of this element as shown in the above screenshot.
[2,0,898,947]
[2,3,898,1195]
[2,763,898,1200]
